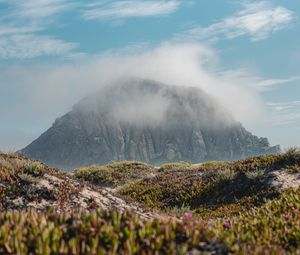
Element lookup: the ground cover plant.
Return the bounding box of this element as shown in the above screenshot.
[1,149,300,254]
[0,153,88,211]
[158,161,192,172]
[1,187,300,254]
[74,161,156,187]
[119,149,300,218]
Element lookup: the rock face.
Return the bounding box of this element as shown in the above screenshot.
[21,79,280,170]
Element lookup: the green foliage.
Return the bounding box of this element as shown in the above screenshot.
[74,161,155,187]
[119,149,300,218]
[1,188,300,254]
[0,151,300,253]
[0,153,44,182]
[0,209,227,255]
[200,160,230,169]
[0,153,65,184]
[23,161,43,177]
[120,168,278,219]
[158,161,192,172]
[0,153,68,210]
[218,188,300,253]
[230,149,300,173]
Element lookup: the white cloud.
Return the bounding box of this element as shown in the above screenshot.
[2,42,298,150]
[1,0,73,21]
[254,77,300,90]
[82,0,181,20]
[176,1,295,42]
[219,69,300,91]
[267,101,300,126]
[0,34,78,59]
[0,0,78,59]
[0,25,40,36]
[0,43,268,148]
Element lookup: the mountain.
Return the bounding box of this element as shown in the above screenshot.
[20,79,280,170]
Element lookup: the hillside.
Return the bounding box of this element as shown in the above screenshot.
[1,150,300,254]
[0,153,155,218]
[20,79,279,170]
[76,148,300,219]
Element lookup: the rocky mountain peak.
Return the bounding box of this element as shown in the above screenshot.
[21,79,280,170]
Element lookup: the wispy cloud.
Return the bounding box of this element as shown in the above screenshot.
[254,77,300,90]
[0,0,77,59]
[0,34,77,59]
[176,1,295,42]
[2,0,73,21]
[267,101,300,125]
[219,69,300,91]
[82,0,181,21]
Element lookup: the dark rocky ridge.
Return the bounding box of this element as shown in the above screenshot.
[21,79,280,170]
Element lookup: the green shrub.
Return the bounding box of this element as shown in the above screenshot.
[1,188,300,254]
[219,188,300,253]
[158,161,192,172]
[119,150,300,218]
[74,161,155,187]
[0,209,227,255]
[23,161,44,177]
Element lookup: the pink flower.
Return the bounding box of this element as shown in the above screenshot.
[284,214,292,221]
[183,212,192,220]
[223,220,231,229]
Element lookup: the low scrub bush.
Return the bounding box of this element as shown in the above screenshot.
[23,161,43,177]
[1,187,300,254]
[74,161,155,187]
[219,188,300,253]
[158,161,192,172]
[119,150,300,217]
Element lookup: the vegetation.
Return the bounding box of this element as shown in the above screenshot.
[0,153,77,210]
[120,149,300,218]
[1,187,300,254]
[0,153,44,186]
[158,161,192,172]
[0,152,63,181]
[74,161,155,187]
[218,187,300,253]
[0,209,227,255]
[1,149,300,254]
[120,169,278,219]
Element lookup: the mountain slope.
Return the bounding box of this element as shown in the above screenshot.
[21,79,279,170]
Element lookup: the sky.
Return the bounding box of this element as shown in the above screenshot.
[0,0,299,151]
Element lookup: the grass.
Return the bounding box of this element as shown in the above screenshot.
[74,161,154,187]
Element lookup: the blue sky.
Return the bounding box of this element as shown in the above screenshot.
[0,0,299,151]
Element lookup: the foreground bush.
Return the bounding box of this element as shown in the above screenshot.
[0,209,227,255]
[219,188,300,253]
[1,187,300,254]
